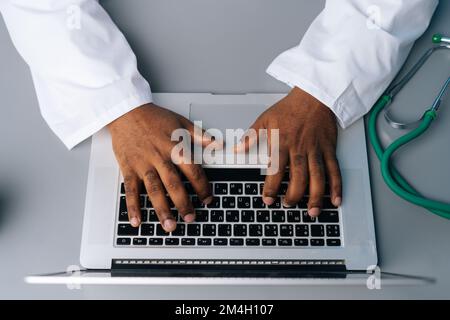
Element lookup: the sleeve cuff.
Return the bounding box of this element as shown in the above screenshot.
[62,91,152,149]
[266,59,367,129]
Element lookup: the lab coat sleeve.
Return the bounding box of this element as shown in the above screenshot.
[0,0,152,149]
[267,0,439,128]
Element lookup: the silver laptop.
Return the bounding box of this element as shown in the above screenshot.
[27,93,431,286]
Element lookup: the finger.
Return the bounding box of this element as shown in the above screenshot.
[234,118,264,153]
[156,159,196,224]
[284,152,309,207]
[307,151,326,217]
[180,117,223,149]
[324,151,342,207]
[142,167,176,232]
[122,174,142,227]
[262,151,288,205]
[178,162,212,205]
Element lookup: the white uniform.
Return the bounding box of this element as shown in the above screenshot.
[0,0,439,149]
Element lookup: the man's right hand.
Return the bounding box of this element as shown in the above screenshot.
[107,103,214,232]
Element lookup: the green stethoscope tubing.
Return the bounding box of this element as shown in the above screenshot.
[369,95,450,219]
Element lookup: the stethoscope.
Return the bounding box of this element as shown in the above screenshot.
[369,34,450,220]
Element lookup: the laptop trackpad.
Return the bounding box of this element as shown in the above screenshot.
[189,103,267,145]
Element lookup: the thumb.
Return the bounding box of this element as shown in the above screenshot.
[234,119,264,153]
[181,118,224,149]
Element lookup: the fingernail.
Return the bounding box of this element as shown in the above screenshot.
[163,219,176,232]
[183,213,195,223]
[130,217,140,227]
[203,196,213,205]
[282,200,294,208]
[333,197,342,207]
[263,197,275,205]
[309,207,320,217]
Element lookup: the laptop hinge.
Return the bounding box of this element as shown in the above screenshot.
[111,259,347,278]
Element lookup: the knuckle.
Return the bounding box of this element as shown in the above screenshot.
[291,154,306,167]
[166,178,182,191]
[161,159,177,173]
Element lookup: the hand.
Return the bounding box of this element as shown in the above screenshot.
[108,103,214,231]
[238,87,342,217]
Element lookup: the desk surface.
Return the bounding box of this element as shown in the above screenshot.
[0,0,449,299]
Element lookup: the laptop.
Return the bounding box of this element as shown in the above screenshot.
[25,93,432,286]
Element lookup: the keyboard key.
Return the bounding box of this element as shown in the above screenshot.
[262,238,276,246]
[207,197,221,208]
[140,196,145,208]
[322,197,338,209]
[218,224,232,237]
[120,183,125,194]
[116,238,131,245]
[230,238,244,246]
[146,198,153,208]
[184,182,195,195]
[172,224,185,236]
[181,238,195,246]
[214,238,228,246]
[210,210,224,222]
[233,224,247,237]
[133,238,147,246]
[195,210,209,222]
[311,239,325,246]
[198,238,212,246]
[264,224,278,237]
[287,210,301,222]
[117,224,139,236]
[191,196,205,208]
[140,209,148,222]
[141,224,154,236]
[280,225,294,237]
[318,211,339,223]
[165,238,180,246]
[298,198,309,209]
[187,224,201,236]
[302,211,316,223]
[268,197,281,209]
[252,197,266,209]
[327,239,341,247]
[149,210,158,222]
[226,210,239,222]
[246,238,260,246]
[156,225,170,236]
[278,239,293,246]
[241,210,255,222]
[237,197,251,209]
[203,224,216,236]
[249,224,263,237]
[326,225,340,237]
[279,183,288,195]
[294,239,309,246]
[272,211,286,223]
[256,210,270,222]
[311,225,325,237]
[245,183,258,195]
[214,183,228,195]
[148,238,163,246]
[230,183,243,195]
[170,210,178,221]
[259,183,264,195]
[222,197,236,208]
[295,225,309,237]
[118,210,129,222]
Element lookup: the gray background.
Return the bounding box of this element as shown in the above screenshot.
[0,0,449,299]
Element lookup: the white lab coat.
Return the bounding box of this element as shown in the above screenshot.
[0,0,439,149]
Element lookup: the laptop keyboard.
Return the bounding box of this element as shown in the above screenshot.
[115,169,342,248]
